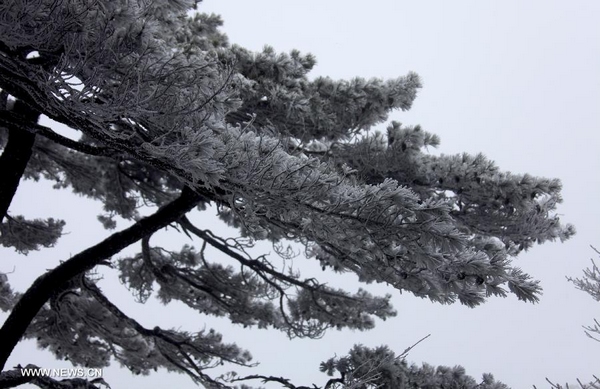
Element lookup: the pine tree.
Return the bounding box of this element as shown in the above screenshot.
[0,1,574,388]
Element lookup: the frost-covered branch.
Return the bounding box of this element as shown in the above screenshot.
[0,187,202,371]
[1,0,573,309]
[568,246,600,341]
[78,277,252,385]
[118,226,395,339]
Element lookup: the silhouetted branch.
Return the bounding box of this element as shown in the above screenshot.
[0,187,201,371]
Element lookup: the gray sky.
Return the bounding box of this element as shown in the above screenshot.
[2,1,600,388]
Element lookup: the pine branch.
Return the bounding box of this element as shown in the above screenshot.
[178,216,351,298]
[0,110,114,157]
[231,372,344,389]
[80,277,251,384]
[232,374,317,389]
[0,187,202,371]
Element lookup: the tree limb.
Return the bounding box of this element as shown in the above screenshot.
[0,187,202,371]
[0,110,115,157]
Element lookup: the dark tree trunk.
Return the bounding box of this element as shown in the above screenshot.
[0,187,202,372]
[0,100,39,223]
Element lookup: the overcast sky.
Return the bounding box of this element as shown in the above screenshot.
[2,1,600,388]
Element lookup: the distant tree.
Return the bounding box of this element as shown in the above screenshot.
[568,246,600,342]
[0,0,574,388]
